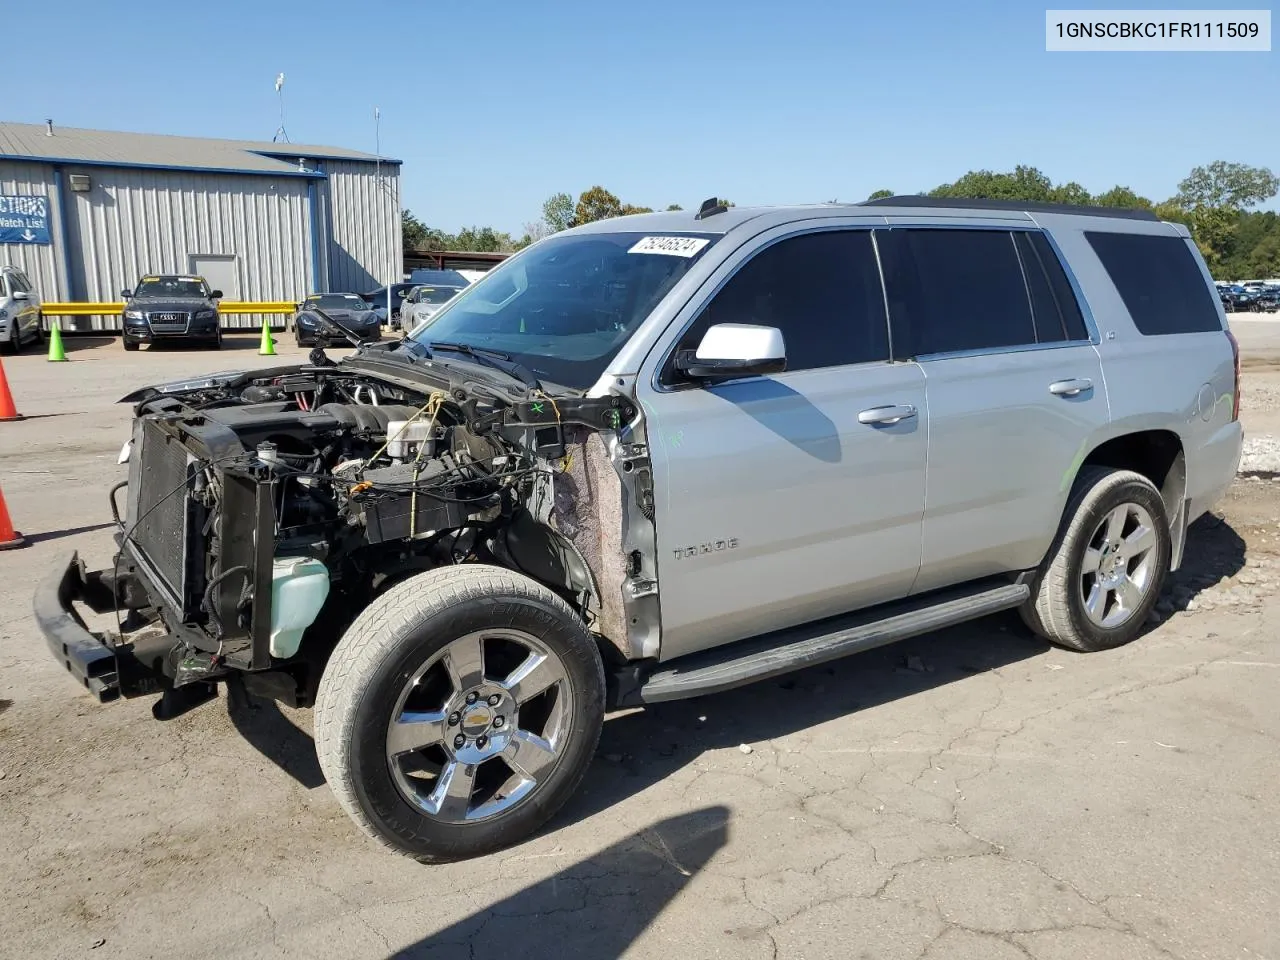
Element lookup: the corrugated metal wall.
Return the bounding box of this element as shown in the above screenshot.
[0,160,65,300]
[319,160,401,295]
[64,167,313,329]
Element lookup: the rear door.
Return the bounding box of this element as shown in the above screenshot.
[637,226,929,660]
[876,225,1109,593]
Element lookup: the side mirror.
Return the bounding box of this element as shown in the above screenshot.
[675,323,786,380]
[120,289,133,298]
[11,290,28,301]
[398,291,408,299]
[209,289,223,299]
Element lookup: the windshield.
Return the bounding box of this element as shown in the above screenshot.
[135,277,208,298]
[406,231,719,390]
[307,294,367,310]
[417,286,461,305]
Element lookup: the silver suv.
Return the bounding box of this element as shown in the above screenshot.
[38,196,1243,863]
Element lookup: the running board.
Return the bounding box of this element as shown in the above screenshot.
[637,580,1030,704]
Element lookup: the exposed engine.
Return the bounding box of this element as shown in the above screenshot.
[115,359,653,706]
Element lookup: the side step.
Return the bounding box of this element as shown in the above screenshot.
[637,580,1030,704]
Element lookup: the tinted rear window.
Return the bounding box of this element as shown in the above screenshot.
[1084,232,1222,335]
[877,228,1036,357]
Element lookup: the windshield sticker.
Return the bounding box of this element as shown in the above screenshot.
[628,236,710,258]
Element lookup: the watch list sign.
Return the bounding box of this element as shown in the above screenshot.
[0,195,51,245]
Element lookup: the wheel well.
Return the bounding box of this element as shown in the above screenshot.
[1080,429,1189,569]
[1081,430,1182,490]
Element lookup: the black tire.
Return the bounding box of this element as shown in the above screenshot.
[1020,466,1171,652]
[122,338,140,352]
[314,564,606,863]
[33,314,44,346]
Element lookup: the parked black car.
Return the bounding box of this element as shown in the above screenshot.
[120,275,223,351]
[292,293,382,346]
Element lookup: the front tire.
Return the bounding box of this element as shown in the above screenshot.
[314,564,606,863]
[1020,467,1171,652]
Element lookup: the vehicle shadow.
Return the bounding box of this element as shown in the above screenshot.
[1159,513,1247,614]
[385,806,729,959]
[560,609,1046,830]
[226,689,327,789]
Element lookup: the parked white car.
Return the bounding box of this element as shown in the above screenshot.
[398,283,466,331]
[0,264,43,353]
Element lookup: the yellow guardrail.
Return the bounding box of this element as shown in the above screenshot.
[42,301,298,316]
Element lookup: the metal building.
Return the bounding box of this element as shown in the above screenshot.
[0,120,401,329]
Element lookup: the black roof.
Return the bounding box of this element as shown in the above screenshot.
[859,195,1160,222]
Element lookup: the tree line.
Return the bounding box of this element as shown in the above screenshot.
[401,186,701,255]
[402,161,1279,279]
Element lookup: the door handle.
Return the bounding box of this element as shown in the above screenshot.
[858,404,917,425]
[1049,378,1093,397]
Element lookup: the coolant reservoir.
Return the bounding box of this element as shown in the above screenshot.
[269,557,330,659]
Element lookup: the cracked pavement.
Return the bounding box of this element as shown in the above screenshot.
[1,331,1278,959]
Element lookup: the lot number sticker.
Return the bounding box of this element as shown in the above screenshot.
[628,236,710,257]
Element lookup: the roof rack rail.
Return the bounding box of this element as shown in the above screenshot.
[858,194,1160,222]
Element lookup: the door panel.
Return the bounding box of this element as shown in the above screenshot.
[912,346,1108,593]
[643,362,928,660]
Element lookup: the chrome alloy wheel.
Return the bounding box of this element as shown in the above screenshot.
[385,629,573,824]
[1079,502,1159,629]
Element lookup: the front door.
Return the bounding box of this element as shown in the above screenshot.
[639,227,929,661]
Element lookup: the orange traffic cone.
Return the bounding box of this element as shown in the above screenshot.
[0,482,24,550]
[0,355,21,422]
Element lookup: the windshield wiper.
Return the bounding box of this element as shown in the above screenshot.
[428,341,543,393]
[311,307,364,349]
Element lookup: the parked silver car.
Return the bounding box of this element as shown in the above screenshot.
[38,196,1243,863]
[0,264,43,353]
[398,283,466,331]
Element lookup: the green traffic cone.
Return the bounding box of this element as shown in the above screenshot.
[47,321,67,362]
[258,318,276,356]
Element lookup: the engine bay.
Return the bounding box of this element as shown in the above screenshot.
[115,357,656,705]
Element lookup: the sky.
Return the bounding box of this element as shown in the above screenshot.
[8,0,1279,234]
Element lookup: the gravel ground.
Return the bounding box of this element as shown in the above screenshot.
[0,332,1277,960]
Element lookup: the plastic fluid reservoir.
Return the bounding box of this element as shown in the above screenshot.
[269,557,330,659]
[386,420,435,462]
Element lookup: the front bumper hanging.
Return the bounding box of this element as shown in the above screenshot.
[34,552,125,702]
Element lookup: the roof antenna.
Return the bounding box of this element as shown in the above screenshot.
[694,196,728,220]
[272,73,290,143]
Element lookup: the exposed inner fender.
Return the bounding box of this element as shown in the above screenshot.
[496,510,600,615]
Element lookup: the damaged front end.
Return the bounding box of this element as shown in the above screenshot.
[35,355,659,716]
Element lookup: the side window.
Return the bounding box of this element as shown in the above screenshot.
[670,229,889,378]
[0,274,7,297]
[9,271,28,293]
[1084,231,1221,335]
[1013,232,1090,343]
[877,229,1036,357]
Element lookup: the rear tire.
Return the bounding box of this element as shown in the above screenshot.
[314,564,606,863]
[1020,466,1171,652]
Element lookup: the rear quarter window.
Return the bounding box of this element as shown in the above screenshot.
[1084,231,1222,335]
